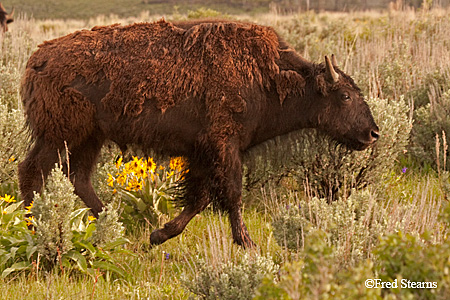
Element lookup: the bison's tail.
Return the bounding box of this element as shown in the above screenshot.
[20,68,97,149]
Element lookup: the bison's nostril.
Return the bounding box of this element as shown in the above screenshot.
[370,130,380,142]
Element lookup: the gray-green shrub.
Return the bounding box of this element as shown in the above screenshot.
[272,189,389,268]
[0,103,29,194]
[31,165,76,262]
[182,253,278,300]
[90,202,125,248]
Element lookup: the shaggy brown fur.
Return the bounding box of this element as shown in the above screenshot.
[19,19,379,247]
[0,2,13,32]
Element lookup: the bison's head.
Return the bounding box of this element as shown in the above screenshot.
[0,3,14,33]
[313,55,379,151]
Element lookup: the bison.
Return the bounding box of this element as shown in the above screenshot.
[0,2,13,32]
[19,19,379,247]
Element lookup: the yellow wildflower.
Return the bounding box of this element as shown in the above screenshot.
[170,157,186,173]
[146,158,155,174]
[137,166,147,179]
[130,156,141,171]
[169,157,189,180]
[116,174,126,186]
[107,173,114,187]
[134,180,144,191]
[88,216,96,222]
[140,158,148,171]
[8,155,16,162]
[1,194,16,203]
[123,158,137,175]
[115,156,123,169]
[126,178,144,192]
[26,216,34,227]
[25,201,34,211]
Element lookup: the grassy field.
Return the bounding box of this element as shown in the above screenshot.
[3,0,276,19]
[2,4,450,300]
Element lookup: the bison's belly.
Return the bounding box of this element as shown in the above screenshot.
[99,99,205,157]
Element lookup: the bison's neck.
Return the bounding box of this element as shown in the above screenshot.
[248,87,317,148]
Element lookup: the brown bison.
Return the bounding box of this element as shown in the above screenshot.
[0,2,13,32]
[19,20,379,247]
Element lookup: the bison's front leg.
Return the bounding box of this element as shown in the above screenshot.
[218,146,255,248]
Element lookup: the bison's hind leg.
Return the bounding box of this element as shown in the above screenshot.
[19,133,105,217]
[65,133,105,217]
[18,137,62,209]
[150,164,211,246]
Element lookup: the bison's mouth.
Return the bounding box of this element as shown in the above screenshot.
[334,129,379,151]
[351,140,373,151]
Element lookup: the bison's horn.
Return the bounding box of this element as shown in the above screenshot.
[6,8,14,23]
[9,7,14,17]
[325,55,339,83]
[331,54,338,67]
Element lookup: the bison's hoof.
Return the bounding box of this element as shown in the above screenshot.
[150,229,168,246]
[234,236,256,248]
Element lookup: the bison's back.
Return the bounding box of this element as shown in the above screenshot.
[21,20,281,147]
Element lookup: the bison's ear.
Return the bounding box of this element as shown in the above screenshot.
[325,55,339,84]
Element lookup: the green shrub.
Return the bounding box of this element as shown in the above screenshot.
[273,13,321,58]
[374,229,450,299]
[375,42,417,100]
[0,166,131,280]
[257,229,382,300]
[0,194,34,278]
[0,32,34,196]
[244,97,411,200]
[1,29,35,110]
[272,189,389,268]
[409,88,450,171]
[182,253,278,300]
[262,216,450,299]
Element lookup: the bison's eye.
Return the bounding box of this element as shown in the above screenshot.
[342,94,351,102]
